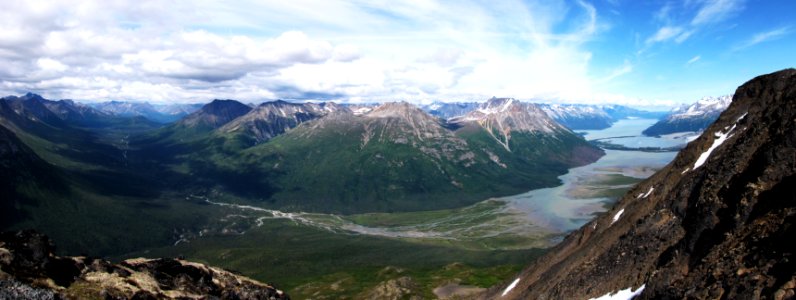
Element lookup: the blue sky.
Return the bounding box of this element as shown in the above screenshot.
[0,0,793,108]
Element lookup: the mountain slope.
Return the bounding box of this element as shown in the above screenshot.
[2,93,68,128]
[188,100,601,213]
[178,99,254,130]
[643,95,732,136]
[219,100,342,144]
[451,98,602,167]
[487,69,796,299]
[136,99,252,147]
[0,124,65,228]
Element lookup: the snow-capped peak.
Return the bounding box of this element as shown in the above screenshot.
[670,95,732,120]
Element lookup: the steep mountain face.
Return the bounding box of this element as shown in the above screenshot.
[219,100,343,143]
[486,69,796,299]
[421,101,480,119]
[643,95,732,136]
[0,230,289,299]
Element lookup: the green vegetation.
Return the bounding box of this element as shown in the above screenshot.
[131,218,543,298]
[1,99,608,298]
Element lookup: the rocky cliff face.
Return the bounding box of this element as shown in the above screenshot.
[0,230,289,300]
[485,69,796,299]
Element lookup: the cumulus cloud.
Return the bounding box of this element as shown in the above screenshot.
[0,0,630,104]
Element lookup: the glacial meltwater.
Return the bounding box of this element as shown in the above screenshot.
[501,118,680,233]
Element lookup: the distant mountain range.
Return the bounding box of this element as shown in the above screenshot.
[416,101,665,130]
[539,104,667,130]
[642,95,732,136]
[89,100,204,123]
[421,101,481,119]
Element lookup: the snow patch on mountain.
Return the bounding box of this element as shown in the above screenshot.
[694,124,737,169]
[588,284,646,300]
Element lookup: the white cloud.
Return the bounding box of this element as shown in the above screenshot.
[691,0,744,26]
[733,27,792,51]
[646,26,684,44]
[0,0,642,105]
[36,58,68,72]
[645,0,744,47]
[686,55,701,65]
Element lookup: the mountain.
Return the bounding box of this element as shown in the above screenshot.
[539,103,613,130]
[421,101,480,119]
[539,104,667,130]
[219,100,344,144]
[0,123,65,228]
[1,93,68,127]
[91,101,203,123]
[0,230,289,299]
[486,69,796,299]
[452,98,567,148]
[642,95,732,136]
[177,99,602,213]
[1,93,162,132]
[178,99,253,130]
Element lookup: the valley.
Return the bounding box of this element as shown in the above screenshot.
[112,115,683,298]
[1,2,792,299]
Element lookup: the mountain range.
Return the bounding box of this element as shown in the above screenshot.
[146,97,603,213]
[539,103,667,130]
[488,69,796,299]
[89,101,204,123]
[642,95,732,136]
[0,92,603,244]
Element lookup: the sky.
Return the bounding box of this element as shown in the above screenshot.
[0,0,794,108]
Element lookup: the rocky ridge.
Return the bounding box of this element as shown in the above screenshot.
[0,230,289,299]
[485,69,796,299]
[220,100,346,143]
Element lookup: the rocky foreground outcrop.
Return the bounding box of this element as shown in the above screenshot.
[0,230,289,299]
[485,69,796,299]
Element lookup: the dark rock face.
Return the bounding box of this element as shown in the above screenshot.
[178,99,253,130]
[485,69,796,299]
[0,230,289,300]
